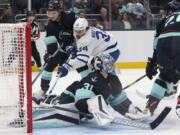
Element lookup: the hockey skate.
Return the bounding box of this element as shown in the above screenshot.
[125,104,151,121]
[32,89,46,104]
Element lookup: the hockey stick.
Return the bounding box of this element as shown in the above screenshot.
[32,48,60,85]
[113,106,171,130]
[122,74,147,90]
[46,76,61,95]
[122,66,159,90]
[45,54,74,95]
[40,102,171,130]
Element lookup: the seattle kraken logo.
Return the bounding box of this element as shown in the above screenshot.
[91,77,97,82]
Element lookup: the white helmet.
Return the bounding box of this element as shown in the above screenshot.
[73,18,88,31]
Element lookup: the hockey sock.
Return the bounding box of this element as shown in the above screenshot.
[41,70,52,91]
[113,98,132,115]
[150,79,168,99]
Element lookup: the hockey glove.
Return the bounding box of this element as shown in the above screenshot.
[42,95,60,105]
[176,95,180,119]
[146,57,158,80]
[43,53,52,63]
[66,46,77,59]
[57,63,71,78]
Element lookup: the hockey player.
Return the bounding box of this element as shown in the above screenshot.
[33,0,76,101]
[52,18,124,105]
[163,1,179,98]
[144,0,180,117]
[42,53,147,125]
[56,18,120,79]
[26,11,42,70]
[176,94,180,119]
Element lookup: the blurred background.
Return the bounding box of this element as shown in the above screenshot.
[0,0,171,31]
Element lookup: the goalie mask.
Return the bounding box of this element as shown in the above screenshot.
[94,53,115,74]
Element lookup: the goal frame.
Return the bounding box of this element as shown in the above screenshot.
[25,23,32,133]
[0,23,32,133]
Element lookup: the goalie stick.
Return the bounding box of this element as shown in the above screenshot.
[40,103,171,130]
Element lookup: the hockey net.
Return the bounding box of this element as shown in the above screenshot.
[0,23,32,133]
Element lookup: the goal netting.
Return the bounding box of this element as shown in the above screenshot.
[0,23,32,133]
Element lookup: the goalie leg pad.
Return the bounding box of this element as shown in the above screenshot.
[87,95,115,126]
[33,103,80,128]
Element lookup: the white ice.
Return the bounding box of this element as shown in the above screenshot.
[1,69,180,135]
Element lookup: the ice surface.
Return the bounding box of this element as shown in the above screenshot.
[1,69,180,135]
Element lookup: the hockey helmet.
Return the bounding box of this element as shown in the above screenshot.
[73,18,88,31]
[95,53,115,74]
[165,0,180,12]
[47,0,60,11]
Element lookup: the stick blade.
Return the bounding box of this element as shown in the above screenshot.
[150,107,171,129]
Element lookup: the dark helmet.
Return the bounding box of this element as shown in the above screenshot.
[165,0,180,12]
[47,0,60,11]
[26,11,35,17]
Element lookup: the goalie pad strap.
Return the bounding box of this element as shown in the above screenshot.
[34,113,79,124]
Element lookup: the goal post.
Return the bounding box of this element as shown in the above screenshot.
[0,23,32,133]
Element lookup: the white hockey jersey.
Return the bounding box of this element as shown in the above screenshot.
[67,27,119,70]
